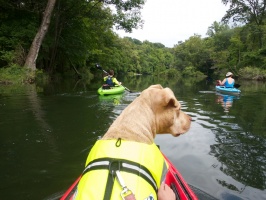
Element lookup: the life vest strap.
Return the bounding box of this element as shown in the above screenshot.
[115,170,134,200]
[81,157,158,196]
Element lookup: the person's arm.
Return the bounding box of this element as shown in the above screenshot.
[112,77,121,85]
[220,78,226,85]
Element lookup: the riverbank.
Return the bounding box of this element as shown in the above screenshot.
[238,66,266,80]
[1,65,265,85]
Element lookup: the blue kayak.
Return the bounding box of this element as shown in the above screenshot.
[215,86,241,94]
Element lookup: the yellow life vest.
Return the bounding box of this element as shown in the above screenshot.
[103,76,119,86]
[73,139,168,200]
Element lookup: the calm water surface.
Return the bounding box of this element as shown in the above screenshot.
[0,76,265,200]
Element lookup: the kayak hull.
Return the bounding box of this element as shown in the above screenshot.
[60,153,198,200]
[215,86,241,94]
[97,85,125,95]
[163,154,198,200]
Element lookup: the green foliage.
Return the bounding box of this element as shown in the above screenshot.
[0,64,51,85]
[221,0,266,25]
[2,0,266,83]
[182,66,206,77]
[0,65,29,84]
[239,67,266,80]
[0,9,38,66]
[159,68,181,78]
[221,0,266,49]
[173,35,213,75]
[207,21,230,37]
[35,69,50,85]
[110,0,145,32]
[0,0,145,74]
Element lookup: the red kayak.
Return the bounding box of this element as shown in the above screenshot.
[163,155,198,200]
[60,153,198,200]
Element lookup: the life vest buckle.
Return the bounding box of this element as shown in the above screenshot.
[121,187,134,200]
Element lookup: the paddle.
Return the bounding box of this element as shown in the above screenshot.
[95,64,133,93]
[234,83,241,88]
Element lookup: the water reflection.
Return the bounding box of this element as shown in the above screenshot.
[210,127,266,191]
[187,83,266,199]
[210,92,266,193]
[98,93,124,105]
[215,92,240,113]
[98,92,141,122]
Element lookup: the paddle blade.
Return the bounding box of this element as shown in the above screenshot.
[234,83,241,88]
[95,63,102,70]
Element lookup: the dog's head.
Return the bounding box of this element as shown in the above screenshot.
[140,84,191,137]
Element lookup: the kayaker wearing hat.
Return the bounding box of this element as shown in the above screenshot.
[218,72,235,88]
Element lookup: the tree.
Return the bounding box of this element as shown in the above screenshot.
[23,0,146,73]
[24,0,57,70]
[207,21,230,37]
[221,0,266,48]
[104,0,145,32]
[207,22,234,51]
[222,0,266,24]
[228,27,246,68]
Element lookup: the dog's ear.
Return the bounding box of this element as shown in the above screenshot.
[163,88,179,108]
[148,84,163,89]
[167,97,179,108]
[143,85,179,108]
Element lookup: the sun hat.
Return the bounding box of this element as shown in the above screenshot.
[226,72,233,77]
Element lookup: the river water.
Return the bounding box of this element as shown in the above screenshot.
[0,76,265,200]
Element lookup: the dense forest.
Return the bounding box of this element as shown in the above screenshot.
[0,0,266,84]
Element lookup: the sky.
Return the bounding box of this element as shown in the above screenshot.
[115,0,229,48]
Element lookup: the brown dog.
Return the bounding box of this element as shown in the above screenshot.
[102,84,191,143]
[74,84,191,200]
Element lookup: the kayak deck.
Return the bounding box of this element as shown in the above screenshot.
[60,153,198,200]
[98,85,125,95]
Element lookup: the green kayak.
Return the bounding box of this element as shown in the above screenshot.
[97,85,125,95]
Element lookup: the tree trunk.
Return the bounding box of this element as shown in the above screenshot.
[24,0,57,71]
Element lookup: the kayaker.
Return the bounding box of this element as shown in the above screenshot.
[103,69,122,87]
[218,72,235,88]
